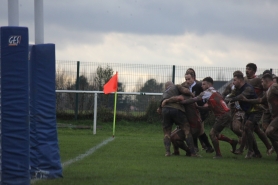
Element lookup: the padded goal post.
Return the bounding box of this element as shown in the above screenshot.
[29,44,63,179]
[0,26,30,185]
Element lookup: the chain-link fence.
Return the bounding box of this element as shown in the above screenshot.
[55,60,276,120]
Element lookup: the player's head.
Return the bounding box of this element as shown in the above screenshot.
[202,77,213,90]
[261,74,274,89]
[186,68,196,80]
[185,72,195,86]
[263,69,271,76]
[246,63,257,78]
[165,81,174,89]
[233,70,244,89]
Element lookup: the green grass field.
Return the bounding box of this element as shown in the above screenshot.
[34,120,278,185]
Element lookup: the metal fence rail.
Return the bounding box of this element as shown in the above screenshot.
[56,90,162,134]
[55,60,277,119]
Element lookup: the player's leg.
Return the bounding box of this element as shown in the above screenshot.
[251,111,272,155]
[173,109,197,156]
[162,107,174,156]
[231,111,244,143]
[171,128,191,156]
[198,122,214,153]
[244,114,259,159]
[209,128,222,158]
[265,117,278,160]
[216,113,238,154]
[170,128,181,155]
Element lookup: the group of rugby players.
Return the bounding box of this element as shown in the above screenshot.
[157,63,278,161]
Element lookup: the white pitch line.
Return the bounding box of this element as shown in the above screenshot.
[31,137,114,184]
[62,137,114,168]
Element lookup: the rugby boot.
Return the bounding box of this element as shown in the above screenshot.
[252,151,262,158]
[191,154,202,157]
[233,148,243,155]
[165,152,171,157]
[213,155,222,159]
[185,151,191,156]
[267,146,275,156]
[245,151,254,159]
[206,147,215,153]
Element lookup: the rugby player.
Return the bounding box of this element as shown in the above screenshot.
[162,77,238,158]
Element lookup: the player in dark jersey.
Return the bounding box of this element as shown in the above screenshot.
[241,74,278,160]
[170,88,213,156]
[226,70,264,158]
[157,81,197,157]
[170,95,202,156]
[244,64,272,155]
[162,77,238,159]
[222,83,244,148]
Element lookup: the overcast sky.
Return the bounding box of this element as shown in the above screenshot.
[1,0,278,69]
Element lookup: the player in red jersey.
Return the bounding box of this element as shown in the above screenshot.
[162,77,237,158]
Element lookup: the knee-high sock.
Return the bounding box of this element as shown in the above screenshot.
[246,129,255,153]
[193,136,198,149]
[218,134,233,144]
[176,141,190,153]
[199,133,212,148]
[185,134,196,155]
[211,138,221,155]
[164,136,171,153]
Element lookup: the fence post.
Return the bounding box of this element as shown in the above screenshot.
[75,61,80,120]
[93,92,98,134]
[270,68,273,74]
[172,65,175,84]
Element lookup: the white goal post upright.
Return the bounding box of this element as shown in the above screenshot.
[8,0,19,26]
[8,0,44,44]
[56,90,163,134]
[34,0,44,44]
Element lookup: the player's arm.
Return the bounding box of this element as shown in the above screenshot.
[240,94,267,104]
[180,94,203,105]
[222,83,232,98]
[176,85,194,97]
[157,98,166,114]
[161,95,184,107]
[196,103,210,111]
[227,86,253,102]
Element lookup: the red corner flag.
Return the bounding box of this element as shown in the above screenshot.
[103,72,118,94]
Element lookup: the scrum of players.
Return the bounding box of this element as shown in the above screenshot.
[157,63,278,161]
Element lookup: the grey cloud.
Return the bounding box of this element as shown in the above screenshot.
[44,1,278,41]
[1,0,278,44]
